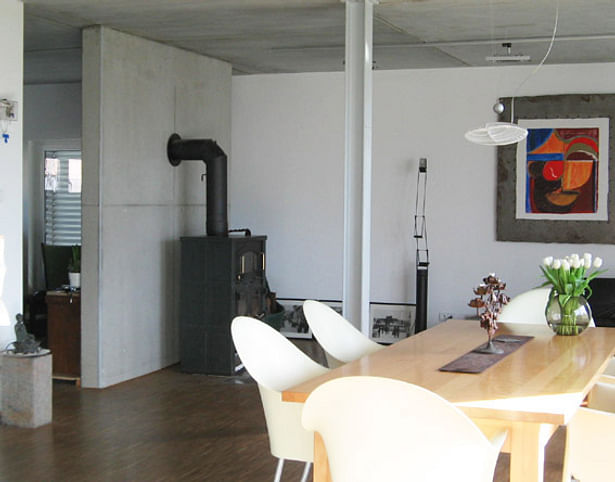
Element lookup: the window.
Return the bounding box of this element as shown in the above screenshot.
[44,150,82,245]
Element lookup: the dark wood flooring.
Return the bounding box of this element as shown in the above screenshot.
[0,340,566,481]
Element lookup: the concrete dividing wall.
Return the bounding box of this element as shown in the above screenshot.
[0,0,23,349]
[232,63,615,328]
[82,27,231,387]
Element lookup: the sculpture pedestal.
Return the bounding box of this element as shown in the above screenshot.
[1,350,52,427]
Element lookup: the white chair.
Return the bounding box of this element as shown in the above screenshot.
[567,382,615,482]
[301,376,507,482]
[498,287,553,324]
[231,316,329,482]
[302,300,384,368]
[602,361,615,378]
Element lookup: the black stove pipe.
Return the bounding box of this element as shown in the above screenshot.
[167,133,228,236]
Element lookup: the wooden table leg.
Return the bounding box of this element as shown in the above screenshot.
[560,426,571,482]
[313,432,332,482]
[509,422,557,482]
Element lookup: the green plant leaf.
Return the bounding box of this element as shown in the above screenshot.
[558,293,572,307]
[540,266,562,292]
[585,284,593,299]
[564,282,573,295]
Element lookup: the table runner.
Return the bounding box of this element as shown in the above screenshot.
[438,335,534,374]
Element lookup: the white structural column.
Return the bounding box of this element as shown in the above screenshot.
[0,0,23,351]
[343,0,376,333]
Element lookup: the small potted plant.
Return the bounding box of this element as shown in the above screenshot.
[67,245,81,289]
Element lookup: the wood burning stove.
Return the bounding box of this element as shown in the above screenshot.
[168,134,267,375]
[179,235,266,375]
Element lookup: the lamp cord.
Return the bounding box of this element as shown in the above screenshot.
[510,0,560,122]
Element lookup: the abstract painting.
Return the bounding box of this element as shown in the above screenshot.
[497,93,615,243]
[516,118,609,221]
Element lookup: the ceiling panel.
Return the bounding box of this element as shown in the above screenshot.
[439,38,615,68]
[24,12,81,51]
[22,0,615,83]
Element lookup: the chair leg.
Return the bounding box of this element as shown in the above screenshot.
[300,462,311,482]
[274,458,284,482]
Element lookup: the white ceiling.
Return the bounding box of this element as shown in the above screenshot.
[23,0,615,83]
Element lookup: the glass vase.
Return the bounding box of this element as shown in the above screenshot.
[545,291,592,336]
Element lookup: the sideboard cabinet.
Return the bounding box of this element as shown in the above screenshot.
[46,290,80,379]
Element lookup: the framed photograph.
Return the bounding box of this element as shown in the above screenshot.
[497,93,615,243]
[369,303,416,344]
[318,299,342,316]
[277,298,312,339]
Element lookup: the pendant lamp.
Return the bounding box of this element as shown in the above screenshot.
[465,121,528,146]
[465,0,559,146]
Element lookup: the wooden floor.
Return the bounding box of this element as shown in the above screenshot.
[0,340,567,482]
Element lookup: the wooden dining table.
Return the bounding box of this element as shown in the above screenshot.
[282,319,615,482]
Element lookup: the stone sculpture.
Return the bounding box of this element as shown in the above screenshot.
[11,313,41,354]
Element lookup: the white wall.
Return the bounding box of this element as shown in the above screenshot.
[231,73,345,300]
[23,83,81,292]
[82,27,231,387]
[232,63,615,328]
[0,0,23,348]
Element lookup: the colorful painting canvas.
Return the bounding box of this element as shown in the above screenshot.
[515,118,609,221]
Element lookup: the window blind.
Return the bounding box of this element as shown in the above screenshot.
[44,150,82,246]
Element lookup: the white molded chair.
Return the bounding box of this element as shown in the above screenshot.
[303,300,383,368]
[602,361,615,378]
[498,287,553,324]
[231,316,329,482]
[567,382,615,482]
[301,376,507,482]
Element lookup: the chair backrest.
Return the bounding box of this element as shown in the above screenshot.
[302,376,502,482]
[303,300,383,367]
[231,316,328,392]
[231,316,329,462]
[499,287,595,327]
[41,243,73,290]
[587,381,615,412]
[498,287,552,324]
[568,382,615,481]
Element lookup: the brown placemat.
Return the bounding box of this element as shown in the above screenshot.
[438,335,534,374]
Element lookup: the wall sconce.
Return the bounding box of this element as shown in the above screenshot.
[0,98,18,144]
[0,235,9,326]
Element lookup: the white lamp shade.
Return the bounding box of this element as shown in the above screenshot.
[465,122,528,146]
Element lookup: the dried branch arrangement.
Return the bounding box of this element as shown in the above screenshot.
[469,273,509,353]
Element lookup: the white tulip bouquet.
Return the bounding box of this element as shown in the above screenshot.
[541,253,605,306]
[540,253,606,335]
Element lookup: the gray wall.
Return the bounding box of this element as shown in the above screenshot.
[82,27,231,388]
[23,82,82,293]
